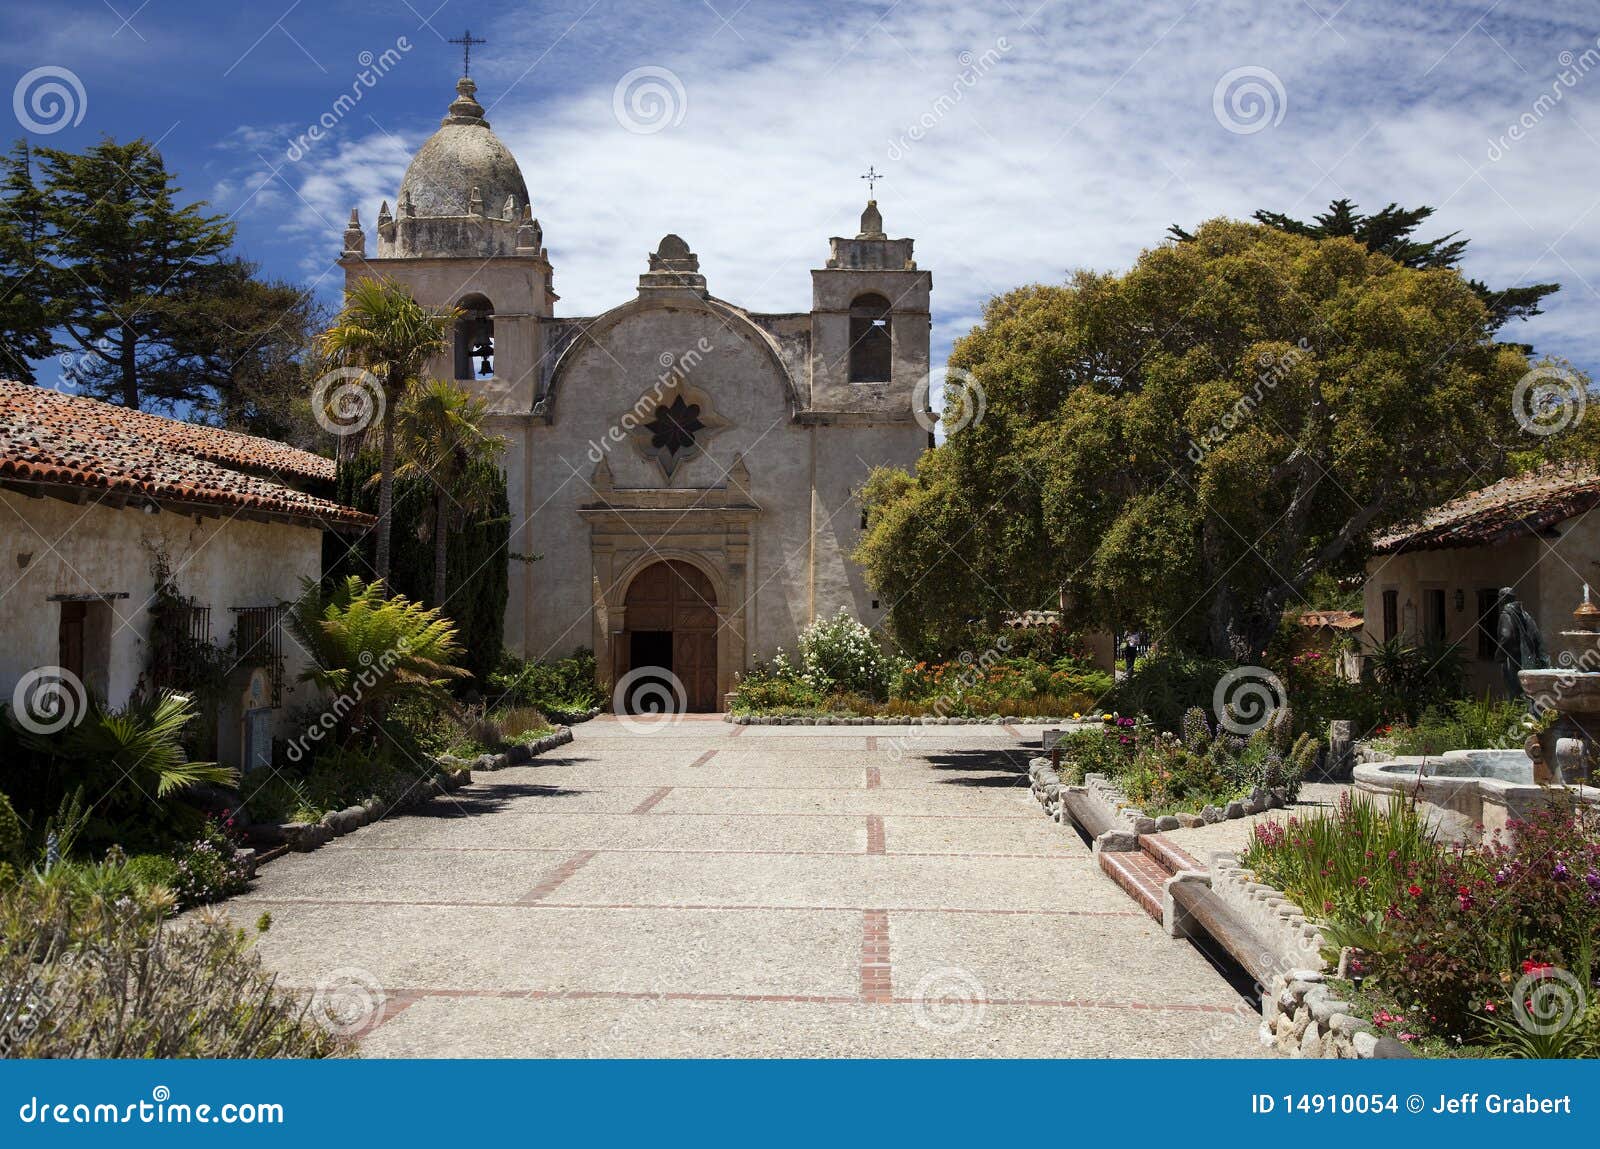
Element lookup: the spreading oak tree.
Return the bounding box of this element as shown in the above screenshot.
[857,219,1556,661]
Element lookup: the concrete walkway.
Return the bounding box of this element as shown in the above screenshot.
[226,718,1261,1057]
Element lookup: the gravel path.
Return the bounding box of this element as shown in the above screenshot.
[225,718,1261,1057]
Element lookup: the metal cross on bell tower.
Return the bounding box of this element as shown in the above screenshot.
[449,29,487,76]
[860,165,882,199]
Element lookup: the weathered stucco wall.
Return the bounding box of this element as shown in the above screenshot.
[0,490,323,749]
[502,294,923,690]
[1359,520,1600,697]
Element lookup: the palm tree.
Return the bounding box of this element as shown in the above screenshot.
[317,278,457,583]
[393,378,506,608]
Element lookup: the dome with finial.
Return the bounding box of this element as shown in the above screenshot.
[394,77,528,223]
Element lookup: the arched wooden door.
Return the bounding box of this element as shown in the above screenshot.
[618,561,719,712]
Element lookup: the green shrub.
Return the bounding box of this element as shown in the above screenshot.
[730,654,827,714]
[1109,651,1234,732]
[1376,696,1530,756]
[329,450,509,683]
[488,649,601,712]
[0,882,343,1057]
[124,852,180,892]
[7,691,234,854]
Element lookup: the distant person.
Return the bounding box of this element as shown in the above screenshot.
[1122,631,1142,676]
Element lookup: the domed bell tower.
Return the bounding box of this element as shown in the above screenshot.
[338,70,554,415]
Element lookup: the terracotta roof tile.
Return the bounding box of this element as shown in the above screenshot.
[1372,464,1600,554]
[1297,609,1364,631]
[0,381,371,528]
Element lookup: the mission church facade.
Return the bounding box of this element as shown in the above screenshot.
[339,73,931,710]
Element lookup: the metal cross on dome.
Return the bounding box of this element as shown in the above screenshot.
[449,29,487,76]
[860,165,882,198]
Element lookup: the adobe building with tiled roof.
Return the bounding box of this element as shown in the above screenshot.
[338,71,931,711]
[1362,465,1600,697]
[0,380,372,768]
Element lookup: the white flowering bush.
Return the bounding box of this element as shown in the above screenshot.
[797,609,899,701]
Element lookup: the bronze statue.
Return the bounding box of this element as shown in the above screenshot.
[1497,586,1549,698]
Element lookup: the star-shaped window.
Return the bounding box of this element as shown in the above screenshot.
[628,385,726,479]
[646,395,704,458]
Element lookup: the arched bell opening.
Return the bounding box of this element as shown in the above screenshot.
[454,293,495,380]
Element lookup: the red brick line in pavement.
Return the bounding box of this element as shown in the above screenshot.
[629,786,675,814]
[860,909,893,1002]
[727,724,747,738]
[364,986,1237,1015]
[865,766,881,789]
[510,810,1038,820]
[241,896,1141,918]
[517,850,598,904]
[865,736,878,752]
[343,844,1079,860]
[865,815,886,855]
[688,750,719,767]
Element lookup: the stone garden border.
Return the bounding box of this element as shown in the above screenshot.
[1036,762,1291,836]
[244,725,575,859]
[1030,755,1409,1059]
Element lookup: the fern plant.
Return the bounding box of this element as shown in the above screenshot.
[288,575,468,731]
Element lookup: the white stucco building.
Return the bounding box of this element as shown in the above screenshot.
[0,381,372,767]
[340,73,931,710]
[1363,465,1600,697]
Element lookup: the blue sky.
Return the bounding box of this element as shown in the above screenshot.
[5,0,1599,382]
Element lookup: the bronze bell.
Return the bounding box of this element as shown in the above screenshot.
[472,339,493,377]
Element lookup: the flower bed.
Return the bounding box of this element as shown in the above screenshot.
[1051,708,1316,819]
[1241,792,1600,1056]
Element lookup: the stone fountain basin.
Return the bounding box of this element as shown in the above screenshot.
[1519,668,1600,712]
[1366,748,1533,783]
[1354,749,1600,843]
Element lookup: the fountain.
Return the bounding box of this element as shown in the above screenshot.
[1351,587,1600,842]
[1518,584,1600,786]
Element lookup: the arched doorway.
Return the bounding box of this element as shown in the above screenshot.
[618,560,719,712]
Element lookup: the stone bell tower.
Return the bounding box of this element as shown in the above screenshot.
[807,198,931,420]
[337,72,554,414]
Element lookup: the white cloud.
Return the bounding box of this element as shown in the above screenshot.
[238,0,1600,371]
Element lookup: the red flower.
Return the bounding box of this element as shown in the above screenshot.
[1407,884,1422,897]
[1522,960,1556,976]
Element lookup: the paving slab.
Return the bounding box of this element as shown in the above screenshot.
[230,720,1260,1057]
